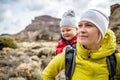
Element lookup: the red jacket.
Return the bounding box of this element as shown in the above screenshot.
[55,36,77,55]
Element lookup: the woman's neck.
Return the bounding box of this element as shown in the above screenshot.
[83,43,101,50]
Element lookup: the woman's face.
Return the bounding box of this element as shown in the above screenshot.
[77,21,100,47]
[60,26,77,41]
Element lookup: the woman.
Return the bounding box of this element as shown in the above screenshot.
[42,9,120,80]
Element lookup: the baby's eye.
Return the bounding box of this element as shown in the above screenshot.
[61,30,64,32]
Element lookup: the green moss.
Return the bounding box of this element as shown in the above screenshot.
[0,36,17,50]
[30,69,42,80]
[9,77,25,80]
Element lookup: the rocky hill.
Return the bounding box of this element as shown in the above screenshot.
[14,15,61,41]
[109,3,120,44]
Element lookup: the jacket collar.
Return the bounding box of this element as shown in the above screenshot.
[76,29,116,59]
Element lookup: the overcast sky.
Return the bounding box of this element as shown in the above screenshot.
[0,0,119,35]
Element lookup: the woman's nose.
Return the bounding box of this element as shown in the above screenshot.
[79,26,86,33]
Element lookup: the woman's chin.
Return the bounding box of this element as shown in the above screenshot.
[79,41,88,45]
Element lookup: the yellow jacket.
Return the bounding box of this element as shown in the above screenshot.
[42,29,120,80]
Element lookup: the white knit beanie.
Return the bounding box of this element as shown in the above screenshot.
[79,9,109,38]
[60,10,78,28]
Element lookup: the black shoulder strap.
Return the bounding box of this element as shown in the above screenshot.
[65,44,76,80]
[107,49,119,80]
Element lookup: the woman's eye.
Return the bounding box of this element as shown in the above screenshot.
[78,24,82,28]
[66,29,71,32]
[86,24,94,27]
[86,25,92,27]
[86,23,96,27]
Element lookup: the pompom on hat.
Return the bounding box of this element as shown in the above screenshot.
[79,9,109,38]
[60,10,78,28]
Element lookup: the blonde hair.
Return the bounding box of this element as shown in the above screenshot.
[97,33,102,43]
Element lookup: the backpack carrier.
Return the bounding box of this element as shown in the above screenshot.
[65,44,118,80]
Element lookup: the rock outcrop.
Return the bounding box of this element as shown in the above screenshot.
[109,3,120,44]
[14,15,60,41]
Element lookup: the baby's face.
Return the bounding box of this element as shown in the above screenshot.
[60,26,77,41]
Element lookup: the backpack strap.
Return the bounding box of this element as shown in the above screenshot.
[65,44,76,80]
[107,49,119,80]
